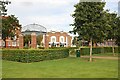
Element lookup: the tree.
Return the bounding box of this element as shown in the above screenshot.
[2,15,21,40]
[115,16,120,53]
[116,17,120,46]
[71,1,111,61]
[0,0,11,16]
[24,34,43,48]
[105,13,118,56]
[24,34,31,48]
[37,35,43,46]
[72,36,81,47]
[0,0,11,40]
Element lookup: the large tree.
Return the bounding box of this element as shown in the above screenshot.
[2,15,21,40]
[105,13,118,56]
[116,17,120,46]
[1,1,21,41]
[71,1,111,61]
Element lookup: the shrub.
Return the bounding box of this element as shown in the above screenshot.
[80,47,118,55]
[2,49,69,63]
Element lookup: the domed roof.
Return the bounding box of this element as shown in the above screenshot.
[22,23,47,35]
[22,23,47,32]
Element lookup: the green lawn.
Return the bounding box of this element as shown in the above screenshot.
[2,57,118,78]
[92,53,118,57]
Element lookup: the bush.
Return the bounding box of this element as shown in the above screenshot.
[49,47,78,50]
[81,47,118,55]
[38,47,44,49]
[2,49,69,63]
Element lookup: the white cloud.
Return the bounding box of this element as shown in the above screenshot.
[105,0,119,2]
[21,13,73,31]
[7,0,118,32]
[9,0,77,6]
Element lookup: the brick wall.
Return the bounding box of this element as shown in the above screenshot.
[44,31,72,47]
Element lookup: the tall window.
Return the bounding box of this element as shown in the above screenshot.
[12,42,16,46]
[60,36,64,42]
[52,38,55,42]
[0,41,1,46]
[51,36,56,42]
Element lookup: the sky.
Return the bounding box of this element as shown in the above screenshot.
[7,0,119,32]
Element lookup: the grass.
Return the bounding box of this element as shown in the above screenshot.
[2,57,118,78]
[92,53,118,57]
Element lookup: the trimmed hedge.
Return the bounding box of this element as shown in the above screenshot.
[49,47,78,50]
[81,47,119,55]
[2,49,69,63]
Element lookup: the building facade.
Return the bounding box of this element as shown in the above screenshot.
[42,31,72,48]
[0,30,73,48]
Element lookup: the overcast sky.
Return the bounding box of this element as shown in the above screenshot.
[7,0,119,32]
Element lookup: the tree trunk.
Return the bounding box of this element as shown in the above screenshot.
[90,38,92,62]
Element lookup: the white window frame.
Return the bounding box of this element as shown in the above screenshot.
[0,41,1,46]
[12,41,16,46]
[8,42,11,46]
[60,36,64,43]
[51,36,56,42]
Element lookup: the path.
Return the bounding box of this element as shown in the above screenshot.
[81,56,119,60]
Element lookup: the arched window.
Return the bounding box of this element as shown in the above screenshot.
[51,36,56,42]
[60,36,64,42]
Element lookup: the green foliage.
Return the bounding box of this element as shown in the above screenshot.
[71,2,109,42]
[2,15,21,40]
[24,34,31,47]
[37,35,43,46]
[2,49,69,63]
[72,36,81,47]
[115,17,120,46]
[38,47,44,49]
[49,47,78,50]
[0,0,11,16]
[81,47,118,55]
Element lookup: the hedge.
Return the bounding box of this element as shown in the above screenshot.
[2,49,69,63]
[80,47,119,55]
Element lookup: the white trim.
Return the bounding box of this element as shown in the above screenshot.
[49,42,59,44]
[8,42,11,46]
[71,39,72,47]
[51,36,56,42]
[12,42,16,46]
[0,41,1,46]
[60,36,64,43]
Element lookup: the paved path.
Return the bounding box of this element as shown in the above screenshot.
[81,56,119,60]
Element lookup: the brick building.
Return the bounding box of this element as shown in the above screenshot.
[42,31,72,48]
[0,30,73,48]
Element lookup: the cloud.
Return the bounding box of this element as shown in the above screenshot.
[21,13,73,31]
[7,0,78,32]
[104,2,118,13]
[7,0,118,32]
